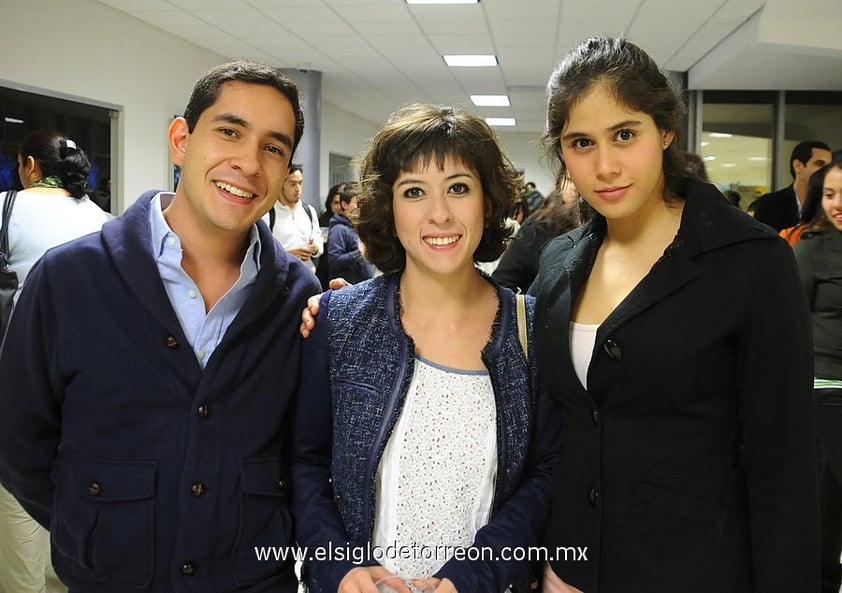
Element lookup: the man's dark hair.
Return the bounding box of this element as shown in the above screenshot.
[288,163,303,175]
[183,60,305,156]
[790,140,831,178]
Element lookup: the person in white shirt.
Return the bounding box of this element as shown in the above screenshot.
[264,164,322,273]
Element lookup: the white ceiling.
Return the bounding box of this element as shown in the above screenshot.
[93,0,842,133]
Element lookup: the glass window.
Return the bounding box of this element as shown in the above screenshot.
[700,91,776,210]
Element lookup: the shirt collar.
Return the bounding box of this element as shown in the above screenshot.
[149,191,262,269]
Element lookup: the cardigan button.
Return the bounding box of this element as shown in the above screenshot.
[591,407,600,426]
[588,487,600,508]
[88,481,102,496]
[166,335,179,349]
[190,482,205,497]
[181,562,195,576]
[603,339,621,361]
[197,404,210,418]
[278,479,287,493]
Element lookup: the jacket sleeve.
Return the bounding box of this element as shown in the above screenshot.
[792,237,818,307]
[291,291,375,593]
[328,226,362,272]
[0,257,63,528]
[492,220,541,293]
[435,301,564,593]
[737,238,819,591]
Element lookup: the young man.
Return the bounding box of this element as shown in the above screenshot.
[0,61,320,593]
[264,164,323,274]
[753,140,832,231]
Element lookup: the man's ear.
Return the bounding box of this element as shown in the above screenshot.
[168,117,190,167]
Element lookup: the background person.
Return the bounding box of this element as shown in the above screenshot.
[327,184,375,284]
[264,163,323,274]
[753,140,832,231]
[793,155,842,593]
[531,35,817,593]
[0,129,110,593]
[492,176,583,293]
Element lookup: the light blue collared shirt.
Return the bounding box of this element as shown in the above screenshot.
[149,192,262,368]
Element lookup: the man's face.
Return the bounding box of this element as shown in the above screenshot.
[168,81,296,236]
[795,147,832,184]
[280,169,303,206]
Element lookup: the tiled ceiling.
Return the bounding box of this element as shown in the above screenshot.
[93,0,842,132]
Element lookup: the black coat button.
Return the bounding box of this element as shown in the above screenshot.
[197,404,210,418]
[166,336,179,349]
[589,487,600,507]
[88,481,102,496]
[603,339,621,361]
[181,562,195,576]
[591,407,600,426]
[191,482,205,497]
[278,479,287,493]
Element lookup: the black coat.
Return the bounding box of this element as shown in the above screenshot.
[529,180,818,593]
[752,184,799,231]
[492,216,558,293]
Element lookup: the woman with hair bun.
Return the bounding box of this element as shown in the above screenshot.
[0,129,110,593]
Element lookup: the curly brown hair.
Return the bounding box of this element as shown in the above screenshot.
[356,103,522,273]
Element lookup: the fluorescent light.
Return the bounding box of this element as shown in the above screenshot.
[4,117,24,124]
[703,156,716,161]
[721,163,737,168]
[444,55,497,67]
[708,132,733,138]
[485,117,516,127]
[700,141,710,147]
[471,95,510,107]
[407,0,478,3]
[748,156,769,161]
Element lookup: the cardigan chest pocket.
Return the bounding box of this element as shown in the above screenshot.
[51,451,156,588]
[232,458,292,586]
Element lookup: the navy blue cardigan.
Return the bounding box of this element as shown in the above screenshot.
[0,191,321,593]
[291,273,562,593]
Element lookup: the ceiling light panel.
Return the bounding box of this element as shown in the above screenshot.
[444,54,498,67]
[471,95,510,107]
[485,117,516,126]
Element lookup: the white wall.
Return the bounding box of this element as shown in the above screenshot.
[318,101,381,201]
[1,1,552,213]
[497,132,557,197]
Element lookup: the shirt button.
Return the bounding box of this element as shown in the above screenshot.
[197,404,210,418]
[187,289,197,299]
[167,237,176,247]
[589,487,600,508]
[603,339,622,361]
[181,562,195,576]
[88,481,102,496]
[166,336,179,349]
[196,350,206,360]
[191,482,205,497]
